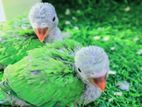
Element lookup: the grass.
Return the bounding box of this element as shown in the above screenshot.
[0,1,142,107]
[58,2,142,107]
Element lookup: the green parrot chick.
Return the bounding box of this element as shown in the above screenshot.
[29,3,63,42]
[0,40,109,107]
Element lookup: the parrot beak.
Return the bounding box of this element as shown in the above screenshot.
[34,27,48,42]
[89,76,106,91]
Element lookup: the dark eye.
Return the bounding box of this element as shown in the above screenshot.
[78,68,82,72]
[52,16,56,21]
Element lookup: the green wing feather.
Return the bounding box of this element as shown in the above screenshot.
[0,16,33,38]
[45,39,82,50]
[0,37,43,68]
[1,40,84,107]
[0,16,42,69]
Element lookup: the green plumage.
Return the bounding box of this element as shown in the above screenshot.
[1,40,85,107]
[0,37,43,68]
[0,17,42,69]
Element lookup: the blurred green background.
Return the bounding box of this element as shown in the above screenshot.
[0,0,40,21]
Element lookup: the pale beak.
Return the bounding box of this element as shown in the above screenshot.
[34,27,48,42]
[89,76,106,91]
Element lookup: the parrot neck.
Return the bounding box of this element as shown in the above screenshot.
[45,27,63,43]
[81,84,102,105]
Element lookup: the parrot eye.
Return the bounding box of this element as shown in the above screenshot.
[52,16,56,21]
[78,68,82,72]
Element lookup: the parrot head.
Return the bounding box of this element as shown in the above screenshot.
[29,3,59,42]
[75,46,109,102]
